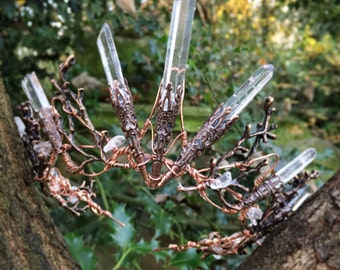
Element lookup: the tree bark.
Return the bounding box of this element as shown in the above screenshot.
[0,77,80,270]
[239,170,340,270]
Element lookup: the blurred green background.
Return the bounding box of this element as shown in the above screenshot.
[1,0,339,269]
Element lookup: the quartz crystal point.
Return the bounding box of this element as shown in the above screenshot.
[97,23,130,105]
[172,65,274,171]
[247,207,264,226]
[14,116,26,138]
[290,186,310,211]
[103,135,126,153]
[21,72,62,153]
[22,72,51,111]
[160,0,196,106]
[97,22,140,157]
[223,64,274,120]
[151,0,196,178]
[276,148,317,184]
[210,171,235,190]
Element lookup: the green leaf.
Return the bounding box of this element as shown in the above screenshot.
[110,204,135,250]
[169,249,210,269]
[151,209,172,238]
[64,233,97,270]
[124,238,157,255]
[143,238,172,263]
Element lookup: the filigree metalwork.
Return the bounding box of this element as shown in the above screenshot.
[15,0,319,258]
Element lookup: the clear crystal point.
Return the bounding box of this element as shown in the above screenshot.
[210,171,234,190]
[247,207,263,226]
[97,23,124,86]
[21,72,51,111]
[97,23,130,104]
[160,0,196,106]
[276,148,317,184]
[103,135,126,153]
[21,72,63,153]
[289,186,310,211]
[223,64,274,120]
[14,116,26,137]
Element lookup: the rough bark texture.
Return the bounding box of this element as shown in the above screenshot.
[239,170,340,270]
[0,77,80,270]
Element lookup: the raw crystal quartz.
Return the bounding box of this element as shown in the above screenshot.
[97,23,124,88]
[103,135,126,153]
[97,23,130,105]
[97,22,142,160]
[14,116,26,138]
[210,171,236,190]
[21,72,51,111]
[160,0,196,108]
[276,148,317,184]
[289,186,311,211]
[223,64,274,120]
[21,72,62,153]
[247,207,264,226]
[174,64,274,167]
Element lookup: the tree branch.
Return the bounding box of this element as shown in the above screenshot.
[0,77,80,269]
[239,170,340,269]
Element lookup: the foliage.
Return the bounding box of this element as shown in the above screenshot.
[64,233,97,270]
[1,0,339,269]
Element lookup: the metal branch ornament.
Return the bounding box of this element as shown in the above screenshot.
[15,0,319,258]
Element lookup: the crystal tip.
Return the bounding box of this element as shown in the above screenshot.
[263,64,274,71]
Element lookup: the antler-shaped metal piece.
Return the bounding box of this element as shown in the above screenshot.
[16,0,319,258]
